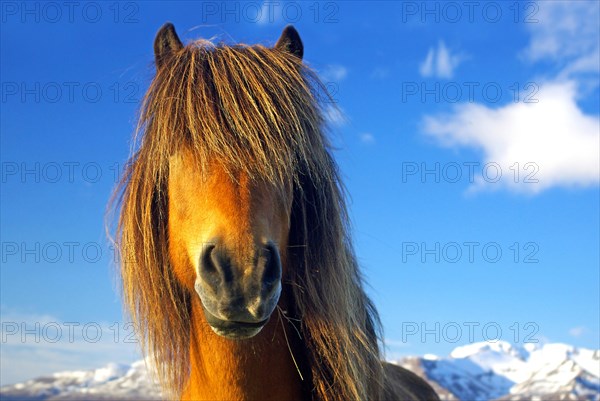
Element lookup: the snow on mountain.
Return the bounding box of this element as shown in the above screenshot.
[0,360,161,401]
[396,341,600,401]
[504,344,600,401]
[1,341,598,401]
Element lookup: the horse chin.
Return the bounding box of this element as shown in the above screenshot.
[209,324,266,340]
[201,304,271,340]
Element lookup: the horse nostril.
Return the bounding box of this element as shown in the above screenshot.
[261,243,282,284]
[201,244,217,274]
[200,243,235,285]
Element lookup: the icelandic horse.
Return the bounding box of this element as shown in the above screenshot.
[113,22,440,401]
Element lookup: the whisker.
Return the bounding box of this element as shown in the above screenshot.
[277,305,302,338]
[277,306,304,381]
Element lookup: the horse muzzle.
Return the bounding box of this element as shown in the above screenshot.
[194,241,282,339]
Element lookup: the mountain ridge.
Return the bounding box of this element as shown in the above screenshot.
[2,341,598,401]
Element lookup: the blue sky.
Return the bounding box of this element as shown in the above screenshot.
[1,1,599,386]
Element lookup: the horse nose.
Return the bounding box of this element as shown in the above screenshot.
[198,242,282,321]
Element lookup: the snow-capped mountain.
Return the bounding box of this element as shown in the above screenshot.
[396,341,600,401]
[1,341,598,401]
[0,360,161,401]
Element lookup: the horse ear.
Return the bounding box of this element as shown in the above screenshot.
[275,25,303,60]
[154,22,183,68]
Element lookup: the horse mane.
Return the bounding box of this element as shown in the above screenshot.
[112,36,384,400]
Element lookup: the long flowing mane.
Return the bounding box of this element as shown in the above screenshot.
[113,35,384,400]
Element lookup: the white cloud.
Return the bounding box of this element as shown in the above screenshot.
[568,326,587,338]
[320,64,348,82]
[523,1,599,80]
[423,80,599,194]
[421,2,600,195]
[324,105,346,126]
[256,1,282,25]
[359,132,375,144]
[420,41,463,79]
[0,308,139,386]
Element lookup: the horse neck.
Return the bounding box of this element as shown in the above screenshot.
[182,296,307,401]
